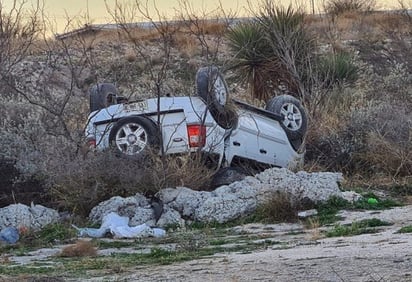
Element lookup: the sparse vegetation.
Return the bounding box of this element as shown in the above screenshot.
[324,0,376,17]
[256,191,313,223]
[326,218,391,237]
[397,225,412,233]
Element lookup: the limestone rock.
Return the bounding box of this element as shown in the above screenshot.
[159,187,211,218]
[129,207,155,226]
[255,168,343,203]
[195,193,257,223]
[0,203,59,231]
[156,207,185,228]
[89,194,149,223]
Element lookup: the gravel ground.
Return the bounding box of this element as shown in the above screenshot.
[81,206,412,282]
[4,206,412,282]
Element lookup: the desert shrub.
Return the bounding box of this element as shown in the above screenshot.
[48,150,215,216]
[324,0,376,16]
[256,191,314,223]
[148,153,215,191]
[47,152,149,216]
[306,99,412,177]
[316,52,358,88]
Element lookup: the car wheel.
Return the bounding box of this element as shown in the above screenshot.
[266,95,307,149]
[109,116,159,157]
[89,83,119,112]
[196,66,237,129]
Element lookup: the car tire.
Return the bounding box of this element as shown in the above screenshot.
[196,66,237,129]
[109,116,160,157]
[89,83,119,112]
[266,95,307,150]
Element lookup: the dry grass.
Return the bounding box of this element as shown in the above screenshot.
[307,11,411,44]
[258,191,313,223]
[306,217,322,240]
[171,33,199,57]
[59,240,97,257]
[148,152,215,191]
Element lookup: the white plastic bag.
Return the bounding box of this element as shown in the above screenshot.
[75,212,166,239]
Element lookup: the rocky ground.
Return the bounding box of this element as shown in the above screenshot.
[2,205,412,281]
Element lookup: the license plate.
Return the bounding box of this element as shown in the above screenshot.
[124,101,148,112]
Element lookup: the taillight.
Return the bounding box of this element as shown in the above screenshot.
[87,137,96,148]
[187,124,206,147]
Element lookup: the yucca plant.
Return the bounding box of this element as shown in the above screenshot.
[227,2,315,101]
[227,22,279,100]
[317,52,358,88]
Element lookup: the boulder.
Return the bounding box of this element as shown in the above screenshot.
[195,193,256,223]
[0,203,59,231]
[130,207,155,226]
[341,191,363,203]
[89,194,149,223]
[156,207,185,228]
[255,168,343,203]
[159,187,211,218]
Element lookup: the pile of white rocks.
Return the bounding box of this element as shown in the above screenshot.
[89,168,346,228]
[0,168,351,231]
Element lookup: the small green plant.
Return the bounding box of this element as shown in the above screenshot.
[397,225,412,233]
[315,196,351,225]
[317,52,358,88]
[38,223,77,244]
[326,218,391,237]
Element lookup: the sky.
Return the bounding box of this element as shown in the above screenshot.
[1,0,407,32]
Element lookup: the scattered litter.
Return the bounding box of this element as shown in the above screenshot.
[0,227,20,244]
[367,198,378,205]
[73,212,166,239]
[298,209,318,218]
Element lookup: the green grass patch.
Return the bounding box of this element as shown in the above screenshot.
[326,218,392,237]
[397,225,412,233]
[353,193,401,210]
[315,196,351,225]
[312,194,401,226]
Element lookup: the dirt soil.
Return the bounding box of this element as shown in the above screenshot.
[5,205,412,282]
[91,208,412,282]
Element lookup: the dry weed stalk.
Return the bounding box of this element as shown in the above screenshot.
[59,240,97,257]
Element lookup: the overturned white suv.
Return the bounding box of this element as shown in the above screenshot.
[85,66,307,173]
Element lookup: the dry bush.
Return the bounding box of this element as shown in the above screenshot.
[324,0,376,16]
[306,98,412,177]
[48,152,154,216]
[148,152,215,191]
[171,33,199,57]
[48,150,215,216]
[257,191,314,223]
[367,12,412,34]
[60,240,97,257]
[363,131,412,177]
[193,21,228,35]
